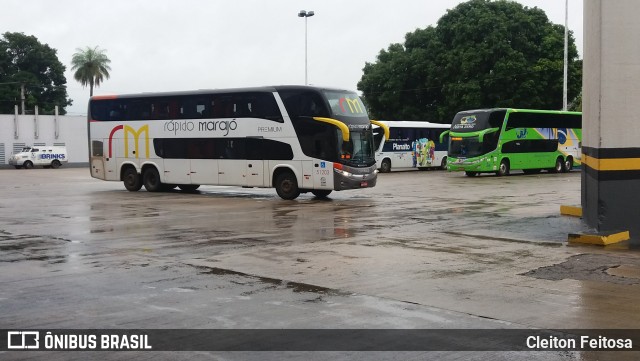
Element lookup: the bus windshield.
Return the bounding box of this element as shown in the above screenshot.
[342,128,376,166]
[448,110,505,158]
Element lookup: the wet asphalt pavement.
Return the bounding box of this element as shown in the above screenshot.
[1,167,640,360]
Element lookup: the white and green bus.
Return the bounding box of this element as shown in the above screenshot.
[372,121,450,172]
[443,108,582,176]
[87,86,382,199]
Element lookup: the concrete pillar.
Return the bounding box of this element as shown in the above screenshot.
[582,0,640,241]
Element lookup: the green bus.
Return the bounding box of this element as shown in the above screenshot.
[442,108,582,176]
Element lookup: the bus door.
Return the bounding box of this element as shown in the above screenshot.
[310,160,333,189]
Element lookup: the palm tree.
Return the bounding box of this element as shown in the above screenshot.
[71,46,111,97]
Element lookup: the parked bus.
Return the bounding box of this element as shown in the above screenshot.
[372,121,450,172]
[443,108,582,176]
[87,86,384,200]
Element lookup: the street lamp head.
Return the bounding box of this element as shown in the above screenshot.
[298,10,314,18]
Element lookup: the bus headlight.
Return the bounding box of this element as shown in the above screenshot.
[334,168,353,177]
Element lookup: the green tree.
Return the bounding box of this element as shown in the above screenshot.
[71,46,111,97]
[358,0,582,123]
[0,32,71,114]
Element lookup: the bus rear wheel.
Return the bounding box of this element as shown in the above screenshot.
[275,171,300,200]
[441,157,448,170]
[551,157,563,173]
[143,167,163,192]
[123,167,143,191]
[497,159,510,177]
[563,157,573,172]
[465,171,478,177]
[380,159,391,173]
[311,190,332,199]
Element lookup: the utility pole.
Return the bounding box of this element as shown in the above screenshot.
[563,0,569,111]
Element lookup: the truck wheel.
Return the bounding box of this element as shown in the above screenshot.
[380,159,391,173]
[123,167,143,191]
[23,161,34,169]
[143,167,163,192]
[51,160,62,169]
[14,166,21,169]
[275,171,300,200]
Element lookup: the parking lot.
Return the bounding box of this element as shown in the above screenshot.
[2,167,640,360]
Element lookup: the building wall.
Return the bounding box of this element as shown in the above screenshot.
[0,113,88,168]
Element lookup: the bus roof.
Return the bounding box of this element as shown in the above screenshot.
[373,120,450,129]
[89,85,358,101]
[455,108,581,116]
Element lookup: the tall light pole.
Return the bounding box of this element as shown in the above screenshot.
[298,10,314,85]
[563,0,569,110]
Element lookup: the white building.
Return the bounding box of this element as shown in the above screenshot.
[0,110,88,168]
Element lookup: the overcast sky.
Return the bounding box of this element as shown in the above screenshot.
[1,0,583,115]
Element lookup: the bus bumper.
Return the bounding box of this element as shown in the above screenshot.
[333,164,378,190]
[447,157,495,172]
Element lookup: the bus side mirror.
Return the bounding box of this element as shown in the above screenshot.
[439,130,450,143]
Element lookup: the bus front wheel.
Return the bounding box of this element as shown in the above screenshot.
[497,159,510,177]
[465,171,478,177]
[143,167,163,192]
[380,159,391,173]
[275,171,300,200]
[123,167,143,191]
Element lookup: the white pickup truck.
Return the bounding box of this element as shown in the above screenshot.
[9,146,69,169]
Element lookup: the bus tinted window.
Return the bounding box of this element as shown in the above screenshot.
[90,93,283,122]
[153,138,293,160]
[280,90,330,118]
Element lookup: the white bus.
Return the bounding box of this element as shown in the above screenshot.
[88,86,384,200]
[372,121,450,172]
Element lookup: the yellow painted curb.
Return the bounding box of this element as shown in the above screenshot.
[560,205,582,217]
[568,231,630,246]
